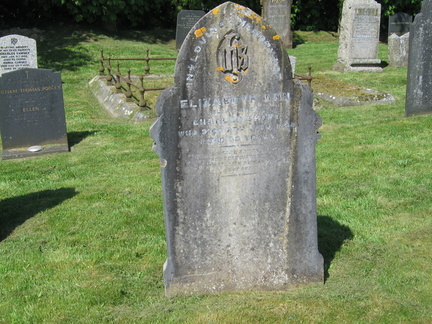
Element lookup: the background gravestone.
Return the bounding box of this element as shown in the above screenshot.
[405,0,432,116]
[388,33,409,67]
[388,12,412,37]
[0,34,37,75]
[151,1,323,296]
[175,10,206,50]
[262,0,293,48]
[0,68,68,159]
[334,0,382,72]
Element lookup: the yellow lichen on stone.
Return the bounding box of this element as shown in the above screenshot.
[194,27,207,37]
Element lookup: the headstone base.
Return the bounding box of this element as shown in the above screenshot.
[164,260,324,297]
[2,143,69,160]
[333,62,383,73]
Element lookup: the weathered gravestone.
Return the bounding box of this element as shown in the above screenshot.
[262,0,293,48]
[0,68,68,159]
[0,34,37,75]
[334,0,382,72]
[151,1,323,296]
[176,10,206,49]
[388,33,409,67]
[405,0,432,116]
[388,12,412,37]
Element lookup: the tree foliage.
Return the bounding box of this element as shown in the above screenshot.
[0,0,424,31]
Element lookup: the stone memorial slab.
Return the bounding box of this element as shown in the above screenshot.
[405,0,432,116]
[0,68,68,159]
[388,12,412,37]
[175,10,206,49]
[0,34,37,75]
[388,33,409,67]
[151,1,323,296]
[262,0,293,48]
[334,0,382,72]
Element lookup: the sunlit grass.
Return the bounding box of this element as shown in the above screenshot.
[0,27,431,323]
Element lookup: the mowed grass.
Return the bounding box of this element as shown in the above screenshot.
[0,26,431,323]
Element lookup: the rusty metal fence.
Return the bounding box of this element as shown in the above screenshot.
[295,66,313,88]
[98,49,313,108]
[98,49,176,107]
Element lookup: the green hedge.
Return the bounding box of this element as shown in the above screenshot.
[0,0,423,31]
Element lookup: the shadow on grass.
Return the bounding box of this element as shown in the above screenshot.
[113,28,176,44]
[38,27,175,72]
[0,188,77,242]
[37,28,94,72]
[68,130,99,147]
[380,60,389,69]
[293,33,306,48]
[317,215,353,281]
[2,25,176,73]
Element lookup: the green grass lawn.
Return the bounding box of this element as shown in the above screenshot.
[0,27,431,323]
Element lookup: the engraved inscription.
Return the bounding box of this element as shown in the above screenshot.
[0,84,62,126]
[351,6,380,60]
[187,17,280,87]
[217,31,249,84]
[265,0,289,38]
[178,92,294,177]
[0,45,32,71]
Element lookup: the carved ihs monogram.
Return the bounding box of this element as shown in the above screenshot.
[217,32,249,84]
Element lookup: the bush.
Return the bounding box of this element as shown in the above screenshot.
[0,0,424,31]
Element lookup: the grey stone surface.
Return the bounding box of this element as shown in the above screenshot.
[151,1,323,296]
[388,33,409,67]
[0,68,68,160]
[405,0,432,116]
[289,55,296,76]
[0,34,37,75]
[262,0,293,48]
[176,10,206,49]
[315,89,396,107]
[388,12,412,37]
[334,0,382,72]
[88,76,149,122]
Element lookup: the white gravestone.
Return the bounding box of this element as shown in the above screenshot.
[0,34,38,75]
[334,0,382,72]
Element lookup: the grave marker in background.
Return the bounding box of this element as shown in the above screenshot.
[151,2,323,296]
[405,0,432,116]
[0,34,37,75]
[262,0,293,48]
[175,10,206,49]
[388,33,409,67]
[388,12,412,37]
[0,68,68,159]
[334,0,382,72]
